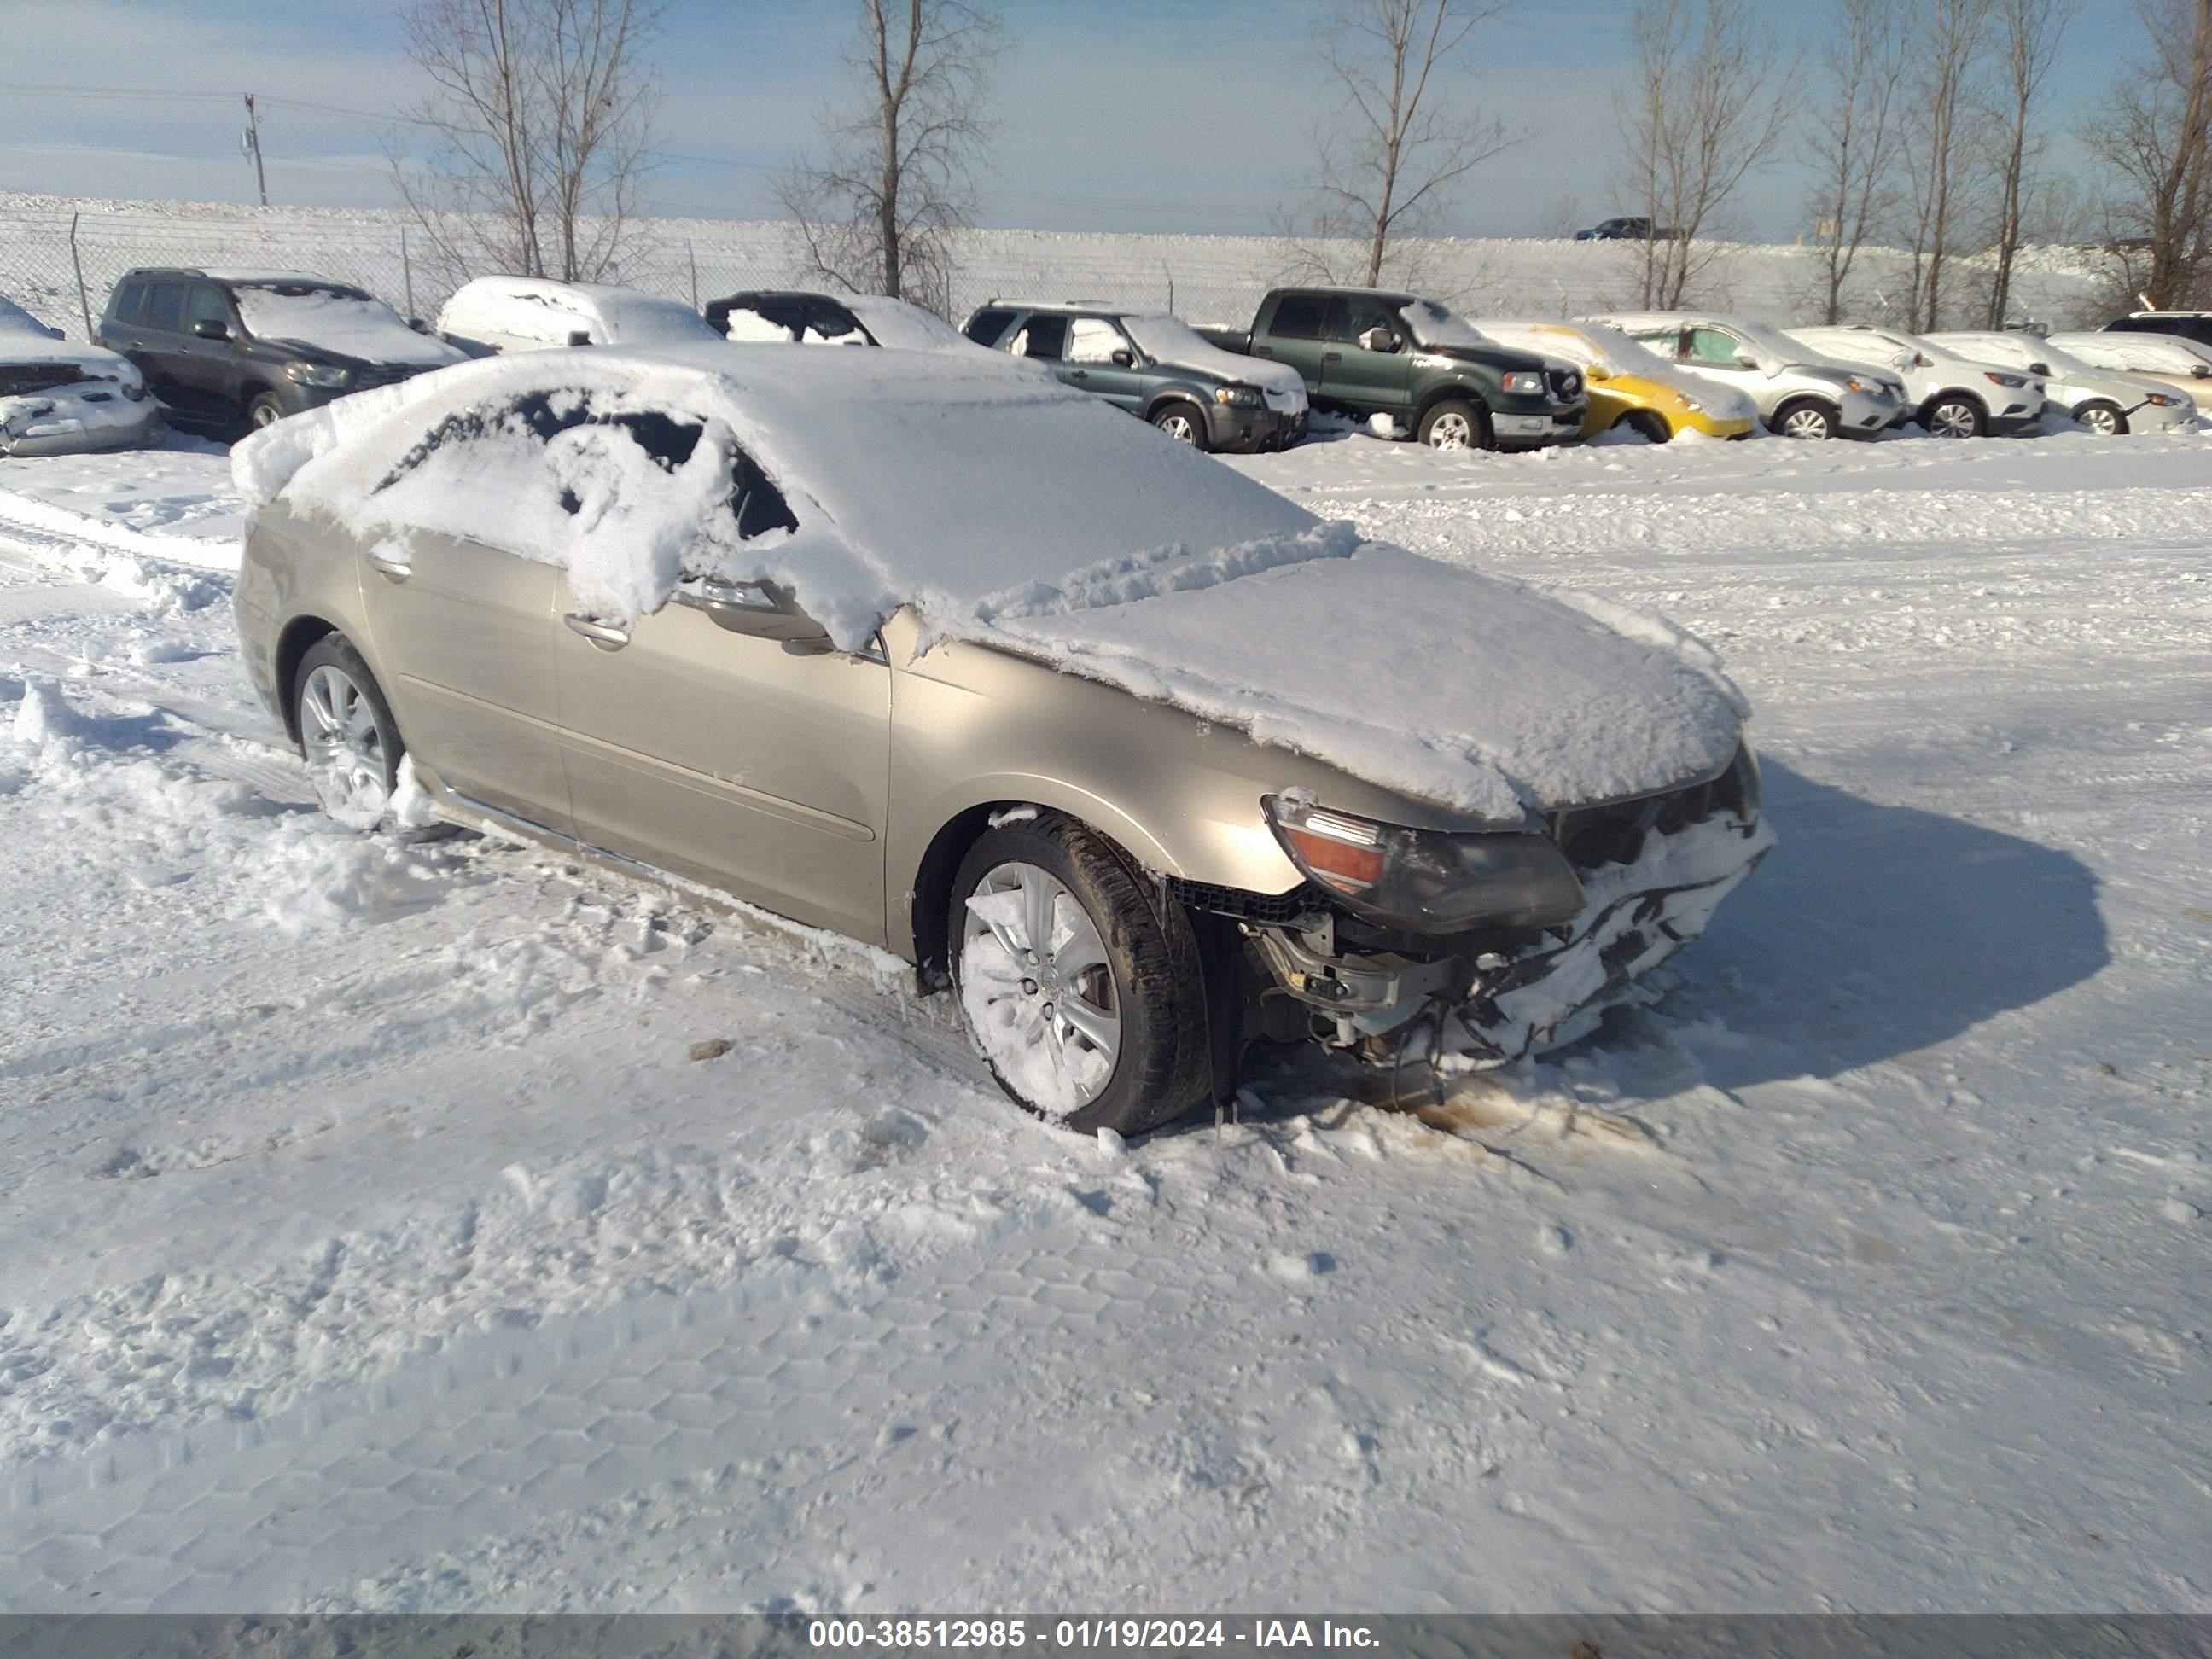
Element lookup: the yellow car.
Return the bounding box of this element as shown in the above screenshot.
[1471,320,1759,441]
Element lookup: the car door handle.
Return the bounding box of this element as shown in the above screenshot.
[1323,351,1342,362]
[1068,369,1089,380]
[563,612,630,651]
[1254,346,1274,357]
[366,548,413,582]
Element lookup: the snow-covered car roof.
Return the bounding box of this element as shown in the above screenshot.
[1927,331,2174,397]
[195,268,343,286]
[2048,331,2212,375]
[437,277,722,349]
[234,345,1745,818]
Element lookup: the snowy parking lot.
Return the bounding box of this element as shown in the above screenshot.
[2,423,2208,1612]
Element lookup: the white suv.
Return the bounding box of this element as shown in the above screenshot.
[1586,311,1907,439]
[1927,331,2197,435]
[2046,331,2211,410]
[1787,323,2046,438]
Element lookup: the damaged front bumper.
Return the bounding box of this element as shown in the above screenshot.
[1233,809,1773,1066]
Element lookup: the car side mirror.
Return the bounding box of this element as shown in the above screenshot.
[45,323,66,341]
[1735,355,1760,370]
[568,329,593,347]
[410,317,430,334]
[1915,353,1934,368]
[2030,362,2052,376]
[192,317,230,341]
[1110,347,1134,367]
[698,579,835,655]
[1358,326,1401,352]
[2192,364,2209,378]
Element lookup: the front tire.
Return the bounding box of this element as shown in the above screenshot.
[1774,399,1837,441]
[1150,401,1212,451]
[246,393,287,430]
[2073,399,2127,436]
[951,813,1208,1136]
[1417,397,1491,451]
[1922,395,1985,438]
[294,633,405,828]
[1619,409,1672,444]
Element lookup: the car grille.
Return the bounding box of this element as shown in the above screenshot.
[352,364,421,389]
[0,364,90,397]
[1550,748,1757,872]
[1166,876,1322,926]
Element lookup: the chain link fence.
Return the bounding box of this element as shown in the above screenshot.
[0,196,2115,343]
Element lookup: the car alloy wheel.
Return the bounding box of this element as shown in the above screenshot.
[959,860,1121,1113]
[299,661,393,821]
[1780,405,1834,440]
[2075,401,2123,436]
[1927,399,1982,438]
[1425,410,1476,449]
[1152,408,1201,445]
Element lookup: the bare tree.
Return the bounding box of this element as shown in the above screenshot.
[2083,0,2212,310]
[1979,0,2080,325]
[776,0,1004,316]
[1804,0,1910,323]
[393,0,666,285]
[1616,0,1797,308]
[1899,0,1994,330]
[1284,0,1521,288]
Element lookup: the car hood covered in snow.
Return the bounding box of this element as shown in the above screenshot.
[234,346,1745,820]
[1118,315,1308,410]
[232,287,464,369]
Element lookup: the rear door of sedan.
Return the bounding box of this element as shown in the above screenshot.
[550,448,893,945]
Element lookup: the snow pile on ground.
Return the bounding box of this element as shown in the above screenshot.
[230,285,463,368]
[0,436,244,570]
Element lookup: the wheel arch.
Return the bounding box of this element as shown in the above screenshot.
[1412,381,1489,430]
[899,785,1187,985]
[1919,386,1988,421]
[1141,387,1210,424]
[1770,393,1840,431]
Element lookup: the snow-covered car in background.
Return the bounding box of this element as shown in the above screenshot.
[2046,330,2211,410]
[94,268,464,432]
[435,277,723,355]
[230,346,1768,1135]
[1587,311,1907,439]
[1927,331,2197,435]
[1786,323,2046,438]
[0,293,163,457]
[1468,319,1758,441]
[708,289,979,353]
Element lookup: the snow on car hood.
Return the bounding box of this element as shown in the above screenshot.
[1119,315,1307,412]
[232,287,463,368]
[234,346,1743,817]
[0,322,141,387]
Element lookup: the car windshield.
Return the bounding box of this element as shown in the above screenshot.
[1562,324,1676,379]
[1395,299,1492,351]
[1733,320,1818,364]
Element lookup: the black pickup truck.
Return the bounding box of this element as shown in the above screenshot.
[1197,287,1585,450]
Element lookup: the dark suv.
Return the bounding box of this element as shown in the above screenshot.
[96,268,464,432]
[2100,311,2212,351]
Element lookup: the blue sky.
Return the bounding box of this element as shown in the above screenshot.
[0,0,2145,239]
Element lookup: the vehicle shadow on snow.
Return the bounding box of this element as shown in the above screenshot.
[1648,759,2109,1091]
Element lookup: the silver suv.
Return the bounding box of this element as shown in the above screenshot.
[231,345,1767,1134]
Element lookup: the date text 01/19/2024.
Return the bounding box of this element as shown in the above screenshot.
[806,1620,1382,1650]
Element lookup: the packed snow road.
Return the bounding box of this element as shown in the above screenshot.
[1,427,2207,1613]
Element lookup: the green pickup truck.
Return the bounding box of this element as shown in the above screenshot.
[1198,287,1586,450]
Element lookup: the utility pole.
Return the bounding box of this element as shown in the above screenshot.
[242,93,268,207]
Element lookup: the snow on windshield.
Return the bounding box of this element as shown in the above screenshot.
[1473,322,1674,380]
[1119,314,1306,405]
[841,296,971,352]
[234,345,1743,816]
[1396,300,1493,351]
[234,287,461,367]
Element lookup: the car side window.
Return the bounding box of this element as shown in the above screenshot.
[107,280,143,324]
[1007,314,1068,360]
[1627,328,1682,358]
[731,448,798,540]
[1271,294,1326,339]
[1686,328,1744,365]
[1067,316,1128,364]
[964,307,1016,346]
[186,286,231,331]
[1330,294,1399,343]
[140,282,185,331]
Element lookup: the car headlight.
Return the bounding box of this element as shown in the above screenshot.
[1984,370,2028,387]
[1499,370,1545,395]
[283,361,351,387]
[1679,393,1704,413]
[2146,392,2181,406]
[1213,385,1264,409]
[1265,795,1586,932]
